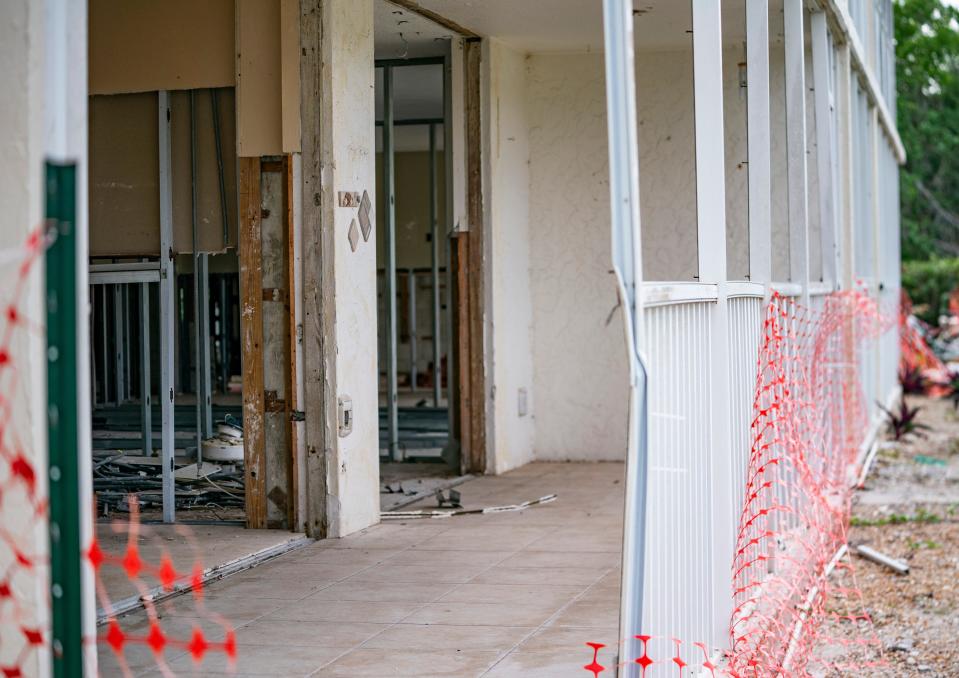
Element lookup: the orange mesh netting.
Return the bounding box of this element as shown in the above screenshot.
[0,231,237,676]
[0,231,49,677]
[90,497,238,677]
[585,288,894,676]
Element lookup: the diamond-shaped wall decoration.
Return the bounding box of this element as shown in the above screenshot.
[358,190,372,241]
[348,218,360,252]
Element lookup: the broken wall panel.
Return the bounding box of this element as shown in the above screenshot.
[236,0,284,157]
[89,89,237,257]
[170,89,238,252]
[89,92,161,256]
[89,0,235,95]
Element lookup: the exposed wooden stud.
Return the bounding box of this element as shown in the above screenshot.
[300,0,333,539]
[385,0,478,38]
[239,156,266,528]
[286,155,299,529]
[464,38,486,474]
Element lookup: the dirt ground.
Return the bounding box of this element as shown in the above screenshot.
[820,395,959,677]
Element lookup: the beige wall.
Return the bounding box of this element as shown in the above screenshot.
[89,0,235,95]
[89,89,237,256]
[374,151,447,270]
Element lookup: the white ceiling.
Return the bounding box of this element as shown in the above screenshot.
[383,0,752,53]
[375,1,454,59]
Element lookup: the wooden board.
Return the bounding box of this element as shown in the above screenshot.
[239,157,266,528]
[464,39,486,474]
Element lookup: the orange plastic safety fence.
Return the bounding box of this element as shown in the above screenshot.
[0,231,238,677]
[583,289,894,677]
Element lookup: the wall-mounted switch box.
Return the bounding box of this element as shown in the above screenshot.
[518,388,528,417]
[338,396,353,437]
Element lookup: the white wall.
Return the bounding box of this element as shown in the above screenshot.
[527,52,629,461]
[525,46,754,461]
[484,40,535,473]
[325,0,380,537]
[0,1,51,674]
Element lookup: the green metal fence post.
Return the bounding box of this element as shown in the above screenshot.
[46,161,84,677]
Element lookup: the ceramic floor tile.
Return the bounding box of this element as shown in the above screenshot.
[307,579,454,603]
[468,566,608,588]
[365,623,533,652]
[235,619,387,647]
[439,583,586,607]
[264,598,425,624]
[313,648,501,677]
[166,642,346,677]
[404,601,561,627]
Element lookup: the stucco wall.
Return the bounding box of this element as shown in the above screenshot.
[485,40,536,473]
[0,1,52,673]
[527,52,628,461]
[326,0,380,537]
[526,47,753,460]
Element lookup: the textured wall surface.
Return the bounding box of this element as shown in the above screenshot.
[527,53,629,461]
[486,40,536,473]
[326,0,380,537]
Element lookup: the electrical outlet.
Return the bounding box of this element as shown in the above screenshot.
[518,388,528,417]
[338,396,353,437]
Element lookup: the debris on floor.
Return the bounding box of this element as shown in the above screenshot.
[855,543,910,575]
[381,493,557,520]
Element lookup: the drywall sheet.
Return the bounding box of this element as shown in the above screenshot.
[89,92,160,256]
[89,90,237,256]
[237,0,283,156]
[89,0,235,95]
[171,89,238,252]
[280,0,302,153]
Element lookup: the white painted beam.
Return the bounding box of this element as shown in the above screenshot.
[746,0,771,284]
[692,0,733,650]
[811,11,838,287]
[784,0,810,301]
[692,0,728,283]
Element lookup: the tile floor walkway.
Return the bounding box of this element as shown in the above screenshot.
[98,462,625,677]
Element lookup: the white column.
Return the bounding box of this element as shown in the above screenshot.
[811,11,838,287]
[692,0,734,650]
[784,0,810,300]
[746,0,771,285]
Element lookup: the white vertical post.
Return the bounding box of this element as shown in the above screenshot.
[838,45,855,291]
[408,269,417,392]
[113,284,124,404]
[811,12,837,287]
[747,0,771,285]
[140,283,152,457]
[158,90,176,523]
[603,0,647,672]
[602,0,647,649]
[784,0,810,301]
[197,253,213,438]
[383,67,400,461]
[692,0,734,649]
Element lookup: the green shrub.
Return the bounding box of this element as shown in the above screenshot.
[901,257,959,324]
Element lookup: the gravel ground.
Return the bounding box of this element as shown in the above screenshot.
[817,395,959,677]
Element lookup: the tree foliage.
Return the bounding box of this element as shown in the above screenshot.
[896,0,959,260]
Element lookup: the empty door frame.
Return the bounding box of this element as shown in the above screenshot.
[239,155,298,529]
